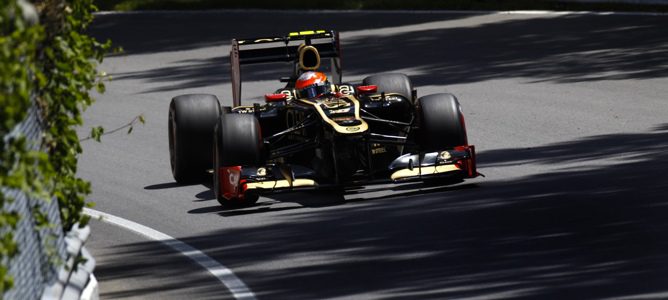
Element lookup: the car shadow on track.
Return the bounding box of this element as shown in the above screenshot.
[187,190,348,217]
[187,179,480,217]
[130,124,668,299]
[188,202,305,217]
[144,182,184,190]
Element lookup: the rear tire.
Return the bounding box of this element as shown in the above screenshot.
[417,93,468,152]
[168,94,221,183]
[213,113,263,207]
[362,73,414,102]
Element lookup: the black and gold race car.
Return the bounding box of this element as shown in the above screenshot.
[168,30,479,207]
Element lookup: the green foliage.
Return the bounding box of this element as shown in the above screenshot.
[34,0,110,231]
[1,0,109,295]
[1,0,44,293]
[90,126,104,142]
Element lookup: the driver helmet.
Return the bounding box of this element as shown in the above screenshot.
[295,71,331,99]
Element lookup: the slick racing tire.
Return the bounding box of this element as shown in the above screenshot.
[168,94,221,184]
[362,73,414,103]
[417,93,468,152]
[213,113,263,207]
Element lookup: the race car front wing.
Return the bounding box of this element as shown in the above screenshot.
[388,145,478,181]
[216,145,478,201]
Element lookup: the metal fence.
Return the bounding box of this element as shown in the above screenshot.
[2,105,65,299]
[2,103,97,300]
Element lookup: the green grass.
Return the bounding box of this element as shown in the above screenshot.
[94,0,668,12]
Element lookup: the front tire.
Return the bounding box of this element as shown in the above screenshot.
[213,113,263,207]
[362,73,414,102]
[417,93,468,152]
[168,94,221,183]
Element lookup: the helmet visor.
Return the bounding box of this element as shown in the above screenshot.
[299,84,331,99]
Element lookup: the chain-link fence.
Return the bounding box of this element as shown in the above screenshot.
[2,103,98,300]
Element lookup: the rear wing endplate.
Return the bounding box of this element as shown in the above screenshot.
[230,30,342,106]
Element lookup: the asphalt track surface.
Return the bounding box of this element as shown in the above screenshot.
[82,10,668,299]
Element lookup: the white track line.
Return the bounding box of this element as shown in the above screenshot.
[84,208,256,300]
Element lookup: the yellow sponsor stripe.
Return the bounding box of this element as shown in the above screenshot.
[289,30,326,37]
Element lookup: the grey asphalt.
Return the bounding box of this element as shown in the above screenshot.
[82,10,668,299]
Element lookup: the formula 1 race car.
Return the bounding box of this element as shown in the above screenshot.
[168,30,479,207]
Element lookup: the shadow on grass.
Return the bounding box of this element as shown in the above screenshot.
[102,125,668,299]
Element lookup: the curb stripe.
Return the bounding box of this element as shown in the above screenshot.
[84,208,256,300]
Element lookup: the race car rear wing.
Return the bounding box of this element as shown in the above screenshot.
[230,30,342,106]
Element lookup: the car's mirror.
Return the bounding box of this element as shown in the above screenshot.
[265,93,288,102]
[356,85,378,94]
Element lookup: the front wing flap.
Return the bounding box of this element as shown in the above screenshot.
[218,164,319,200]
[388,145,479,182]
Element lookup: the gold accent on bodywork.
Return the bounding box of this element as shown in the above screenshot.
[298,45,321,71]
[254,38,278,43]
[390,165,461,181]
[312,95,368,134]
[337,85,353,95]
[368,92,404,102]
[329,108,351,114]
[280,90,294,101]
[245,179,316,189]
[295,95,368,134]
[372,147,387,155]
[320,97,351,109]
[297,98,316,105]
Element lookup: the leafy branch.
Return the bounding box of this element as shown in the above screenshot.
[80,114,146,142]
